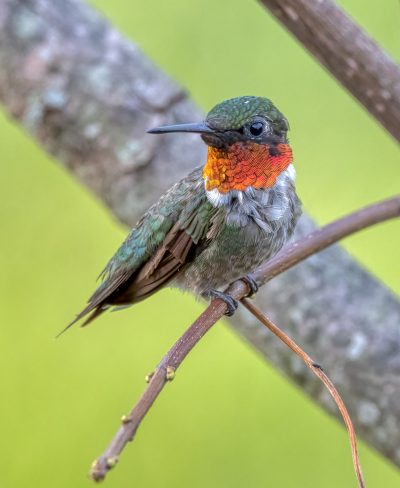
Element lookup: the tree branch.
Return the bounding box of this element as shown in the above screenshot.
[257,0,400,142]
[251,194,400,286]
[1,0,400,466]
[241,298,364,488]
[90,195,400,482]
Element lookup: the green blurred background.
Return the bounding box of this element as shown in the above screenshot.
[1,1,399,486]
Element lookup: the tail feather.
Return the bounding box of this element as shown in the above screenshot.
[81,306,106,327]
[56,304,105,338]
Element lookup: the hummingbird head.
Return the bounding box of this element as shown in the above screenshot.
[148,96,293,194]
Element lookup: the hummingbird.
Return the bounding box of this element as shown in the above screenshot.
[65,96,301,331]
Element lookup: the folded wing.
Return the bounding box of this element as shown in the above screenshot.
[62,168,216,332]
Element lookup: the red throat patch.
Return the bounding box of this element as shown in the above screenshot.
[203,142,293,193]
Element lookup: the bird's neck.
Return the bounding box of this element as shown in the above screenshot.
[202,141,293,194]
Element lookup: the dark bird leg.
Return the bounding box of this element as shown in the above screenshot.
[241,275,259,297]
[209,289,238,316]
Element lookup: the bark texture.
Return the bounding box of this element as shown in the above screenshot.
[258,0,400,142]
[0,0,399,466]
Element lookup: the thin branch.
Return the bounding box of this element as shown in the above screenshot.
[90,300,227,481]
[251,194,400,287]
[89,195,400,482]
[257,0,400,142]
[241,298,365,488]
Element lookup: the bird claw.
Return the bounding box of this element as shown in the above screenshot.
[241,275,259,297]
[209,290,238,316]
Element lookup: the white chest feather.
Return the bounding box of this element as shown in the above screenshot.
[205,164,296,231]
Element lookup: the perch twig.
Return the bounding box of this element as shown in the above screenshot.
[242,298,365,488]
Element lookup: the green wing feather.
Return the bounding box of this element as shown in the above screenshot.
[61,167,216,333]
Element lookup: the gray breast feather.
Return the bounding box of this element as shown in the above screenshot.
[176,164,300,295]
[205,164,297,232]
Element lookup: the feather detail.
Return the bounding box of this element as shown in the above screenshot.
[63,168,216,331]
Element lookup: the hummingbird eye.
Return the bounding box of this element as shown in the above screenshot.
[249,121,265,137]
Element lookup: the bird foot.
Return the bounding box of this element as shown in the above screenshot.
[241,275,259,297]
[209,289,238,316]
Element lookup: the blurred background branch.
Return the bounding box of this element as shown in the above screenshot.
[0,0,399,474]
[258,0,400,142]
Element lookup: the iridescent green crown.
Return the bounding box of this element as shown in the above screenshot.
[206,96,288,133]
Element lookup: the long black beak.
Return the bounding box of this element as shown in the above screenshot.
[147,122,214,134]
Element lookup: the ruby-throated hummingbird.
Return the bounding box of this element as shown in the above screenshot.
[65,96,301,331]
